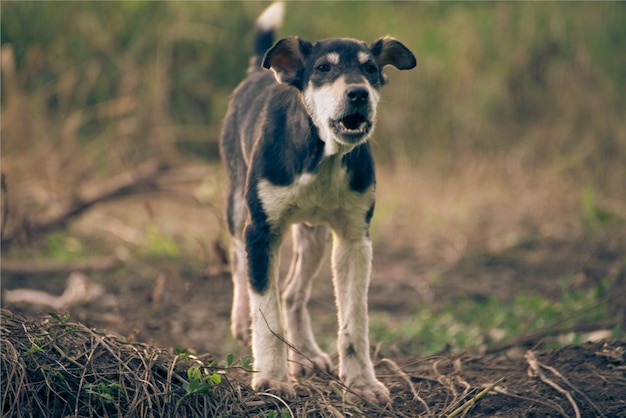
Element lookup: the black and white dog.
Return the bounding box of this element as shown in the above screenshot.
[220,2,415,404]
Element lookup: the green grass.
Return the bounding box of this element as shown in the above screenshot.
[143,224,181,260]
[370,279,616,356]
[43,232,90,262]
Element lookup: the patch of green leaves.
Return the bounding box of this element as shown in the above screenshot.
[225,353,253,372]
[264,410,292,418]
[371,279,613,356]
[174,347,198,362]
[144,225,180,259]
[176,351,253,397]
[43,232,88,261]
[581,186,624,229]
[48,312,72,323]
[84,382,123,404]
[183,366,221,395]
[24,342,44,356]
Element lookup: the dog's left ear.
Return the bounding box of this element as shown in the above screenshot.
[263,36,313,89]
[370,37,416,70]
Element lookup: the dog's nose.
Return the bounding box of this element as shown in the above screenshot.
[346,87,369,105]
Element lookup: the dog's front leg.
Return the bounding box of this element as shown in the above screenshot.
[331,232,390,405]
[245,220,294,397]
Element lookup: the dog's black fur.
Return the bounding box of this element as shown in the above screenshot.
[220,2,415,404]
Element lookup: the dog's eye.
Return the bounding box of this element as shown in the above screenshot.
[364,62,377,74]
[316,63,331,72]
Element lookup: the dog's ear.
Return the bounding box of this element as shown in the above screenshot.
[370,37,416,70]
[263,36,312,88]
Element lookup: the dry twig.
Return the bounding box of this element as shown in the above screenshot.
[380,357,431,416]
[447,377,506,418]
[525,350,581,418]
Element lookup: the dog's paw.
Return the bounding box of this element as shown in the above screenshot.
[252,375,296,399]
[230,317,251,345]
[346,379,390,406]
[290,350,333,377]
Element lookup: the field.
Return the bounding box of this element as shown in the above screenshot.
[2,2,626,416]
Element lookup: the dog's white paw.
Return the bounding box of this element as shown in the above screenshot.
[290,350,333,377]
[346,379,390,406]
[252,375,296,399]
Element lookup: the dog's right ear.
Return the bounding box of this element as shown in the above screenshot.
[263,37,312,89]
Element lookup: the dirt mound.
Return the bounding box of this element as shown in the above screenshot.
[395,343,626,417]
[2,309,624,417]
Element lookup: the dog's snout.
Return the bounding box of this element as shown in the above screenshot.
[347,87,369,105]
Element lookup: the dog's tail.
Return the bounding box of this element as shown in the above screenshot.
[250,2,285,71]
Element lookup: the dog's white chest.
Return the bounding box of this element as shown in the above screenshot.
[257,162,372,228]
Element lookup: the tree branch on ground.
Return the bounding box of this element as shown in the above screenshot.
[1,254,122,275]
[1,160,170,247]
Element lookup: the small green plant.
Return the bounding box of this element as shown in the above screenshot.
[174,347,198,362]
[174,349,252,396]
[173,348,222,396]
[48,312,72,323]
[175,351,254,402]
[226,353,254,372]
[264,410,292,418]
[581,185,624,228]
[226,353,235,367]
[183,366,222,395]
[84,382,123,404]
[39,365,65,382]
[24,342,44,356]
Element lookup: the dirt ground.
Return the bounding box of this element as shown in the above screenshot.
[3,230,626,416]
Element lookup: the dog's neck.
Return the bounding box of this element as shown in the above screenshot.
[323,137,356,157]
[309,117,364,157]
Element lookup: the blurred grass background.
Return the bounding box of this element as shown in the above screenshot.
[2,1,625,264]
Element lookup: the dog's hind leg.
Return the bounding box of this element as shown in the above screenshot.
[227,185,251,344]
[283,223,332,377]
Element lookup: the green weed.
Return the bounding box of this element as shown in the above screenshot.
[173,347,197,362]
[43,233,88,262]
[84,382,123,405]
[264,410,292,418]
[175,350,254,397]
[226,353,254,372]
[49,312,72,323]
[581,185,624,228]
[24,342,44,356]
[183,366,221,395]
[144,225,180,259]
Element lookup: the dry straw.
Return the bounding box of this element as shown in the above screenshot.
[1,309,421,417]
[3,308,621,417]
[2,309,307,417]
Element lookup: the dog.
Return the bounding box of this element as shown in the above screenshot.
[220,2,416,404]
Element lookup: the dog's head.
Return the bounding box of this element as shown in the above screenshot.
[263,36,416,155]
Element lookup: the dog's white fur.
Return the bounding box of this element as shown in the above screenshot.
[255,1,285,32]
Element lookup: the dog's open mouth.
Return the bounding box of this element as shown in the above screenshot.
[331,113,371,140]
